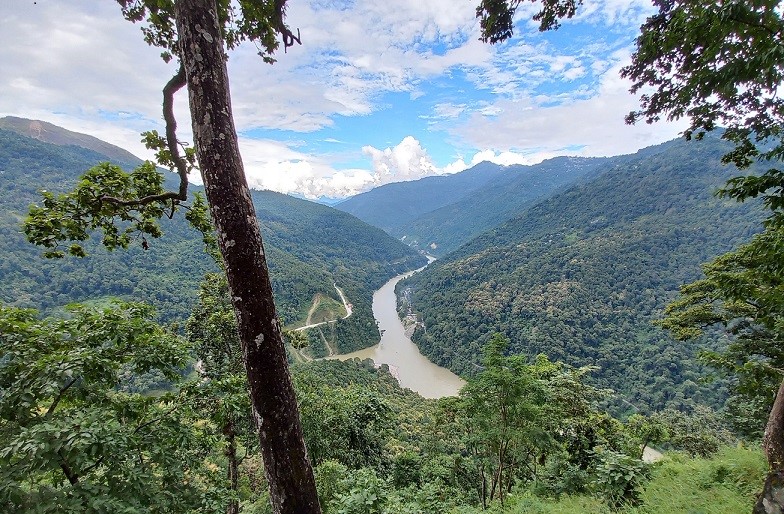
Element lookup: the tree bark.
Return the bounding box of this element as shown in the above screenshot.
[755,378,784,514]
[173,1,321,512]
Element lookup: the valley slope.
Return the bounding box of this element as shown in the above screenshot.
[401,135,763,412]
[335,161,509,234]
[0,125,425,352]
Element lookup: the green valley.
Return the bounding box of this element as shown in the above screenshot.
[0,125,425,352]
[4,0,784,511]
[402,135,764,413]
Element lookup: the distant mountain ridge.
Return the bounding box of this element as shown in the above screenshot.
[394,155,611,255]
[0,125,425,353]
[401,134,765,413]
[0,116,143,167]
[336,161,510,233]
[336,156,611,256]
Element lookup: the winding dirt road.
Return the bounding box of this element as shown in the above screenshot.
[293,283,352,332]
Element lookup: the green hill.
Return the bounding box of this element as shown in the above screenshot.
[0,116,143,167]
[0,127,425,351]
[402,135,764,413]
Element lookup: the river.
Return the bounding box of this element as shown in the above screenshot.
[329,266,466,399]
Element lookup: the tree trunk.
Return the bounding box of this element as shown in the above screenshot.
[479,464,487,510]
[225,419,239,514]
[755,378,784,514]
[174,1,321,512]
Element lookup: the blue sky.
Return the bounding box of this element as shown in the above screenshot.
[1,0,685,199]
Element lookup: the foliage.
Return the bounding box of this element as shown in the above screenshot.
[294,371,393,470]
[434,335,629,508]
[0,307,761,513]
[293,357,761,513]
[625,414,667,460]
[650,407,735,457]
[622,0,784,447]
[661,225,784,436]
[459,335,556,506]
[329,468,387,514]
[117,0,283,64]
[0,129,213,322]
[185,272,258,514]
[593,449,649,509]
[0,302,222,513]
[1,129,423,348]
[186,273,243,378]
[24,161,210,258]
[622,1,784,177]
[475,0,582,39]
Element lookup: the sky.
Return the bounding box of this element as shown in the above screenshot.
[1,0,686,200]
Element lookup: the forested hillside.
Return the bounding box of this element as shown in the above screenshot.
[338,156,608,256]
[402,135,764,413]
[335,161,509,233]
[0,128,425,350]
[2,306,763,513]
[393,156,609,255]
[0,116,143,166]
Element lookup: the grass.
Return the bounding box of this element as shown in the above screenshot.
[309,294,346,324]
[630,446,765,514]
[450,446,766,514]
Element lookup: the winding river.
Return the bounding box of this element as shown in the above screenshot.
[329,265,465,399]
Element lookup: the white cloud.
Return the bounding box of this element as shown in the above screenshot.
[422,102,468,120]
[236,135,495,199]
[0,0,686,202]
[451,52,687,161]
[236,138,376,199]
[363,136,440,183]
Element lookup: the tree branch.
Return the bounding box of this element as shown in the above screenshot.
[163,64,189,199]
[726,13,783,42]
[274,0,302,50]
[100,190,187,207]
[133,405,178,434]
[58,449,79,485]
[79,456,105,476]
[45,377,79,418]
[99,65,189,208]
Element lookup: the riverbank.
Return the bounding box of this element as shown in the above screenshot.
[328,269,465,399]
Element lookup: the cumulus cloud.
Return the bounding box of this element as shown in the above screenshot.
[363,136,441,183]
[236,138,376,199]
[451,52,688,160]
[1,0,685,202]
[237,135,495,199]
[359,138,546,186]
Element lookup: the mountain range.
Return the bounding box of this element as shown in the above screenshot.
[337,156,611,256]
[1,117,768,414]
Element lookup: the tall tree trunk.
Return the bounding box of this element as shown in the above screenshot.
[479,464,487,510]
[225,419,239,514]
[755,377,784,514]
[174,1,321,512]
